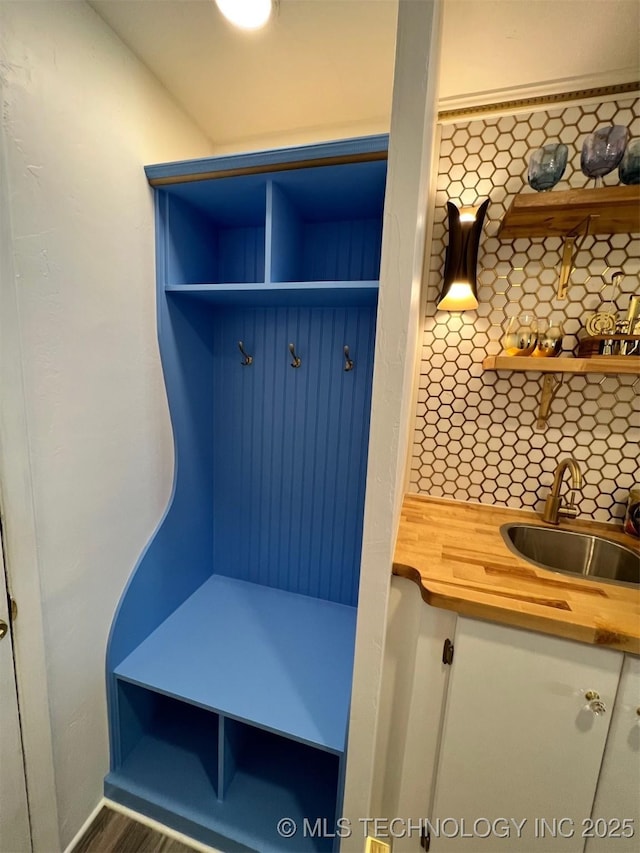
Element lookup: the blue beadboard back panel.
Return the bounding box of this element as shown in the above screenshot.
[217,225,266,285]
[299,218,382,282]
[211,305,376,606]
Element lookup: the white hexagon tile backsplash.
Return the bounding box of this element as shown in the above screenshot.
[411,95,640,524]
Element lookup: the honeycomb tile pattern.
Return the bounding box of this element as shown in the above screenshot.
[410,96,640,524]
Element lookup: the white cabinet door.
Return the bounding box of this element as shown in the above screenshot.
[429,617,622,853]
[585,655,640,853]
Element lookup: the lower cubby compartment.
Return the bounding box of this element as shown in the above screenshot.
[113,680,220,803]
[217,718,340,852]
[107,681,342,853]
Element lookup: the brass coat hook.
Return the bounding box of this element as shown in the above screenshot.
[288,342,301,368]
[343,345,354,372]
[238,341,253,366]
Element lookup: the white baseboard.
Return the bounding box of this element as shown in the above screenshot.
[62,799,106,853]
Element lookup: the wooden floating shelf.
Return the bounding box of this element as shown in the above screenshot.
[482,355,640,375]
[498,185,640,239]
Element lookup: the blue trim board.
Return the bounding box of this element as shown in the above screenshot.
[144,134,388,184]
[114,576,357,753]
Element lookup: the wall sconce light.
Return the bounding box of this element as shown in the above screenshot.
[437,198,489,311]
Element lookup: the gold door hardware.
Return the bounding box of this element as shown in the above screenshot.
[365,838,391,853]
[0,620,8,641]
[584,690,607,716]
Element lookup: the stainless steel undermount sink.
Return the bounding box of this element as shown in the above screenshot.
[501,524,640,588]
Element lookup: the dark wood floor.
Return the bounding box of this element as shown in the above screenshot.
[71,807,201,853]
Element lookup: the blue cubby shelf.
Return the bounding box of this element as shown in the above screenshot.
[106,135,387,852]
[164,281,379,308]
[114,575,356,753]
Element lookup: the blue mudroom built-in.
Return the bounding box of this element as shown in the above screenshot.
[104,135,388,852]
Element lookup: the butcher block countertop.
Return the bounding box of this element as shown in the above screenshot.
[393,494,640,655]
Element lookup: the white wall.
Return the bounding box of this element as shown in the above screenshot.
[0,2,212,848]
[342,2,442,848]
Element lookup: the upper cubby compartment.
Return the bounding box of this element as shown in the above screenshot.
[268,160,386,284]
[148,136,388,299]
[158,173,267,286]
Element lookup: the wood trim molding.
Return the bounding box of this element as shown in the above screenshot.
[147,150,387,187]
[438,81,640,123]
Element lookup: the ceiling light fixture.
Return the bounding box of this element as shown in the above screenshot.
[437,199,489,311]
[215,0,273,30]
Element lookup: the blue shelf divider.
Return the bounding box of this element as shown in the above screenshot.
[106,135,388,852]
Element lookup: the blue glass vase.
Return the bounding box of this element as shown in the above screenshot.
[527,143,568,191]
[581,125,630,186]
[619,139,640,185]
